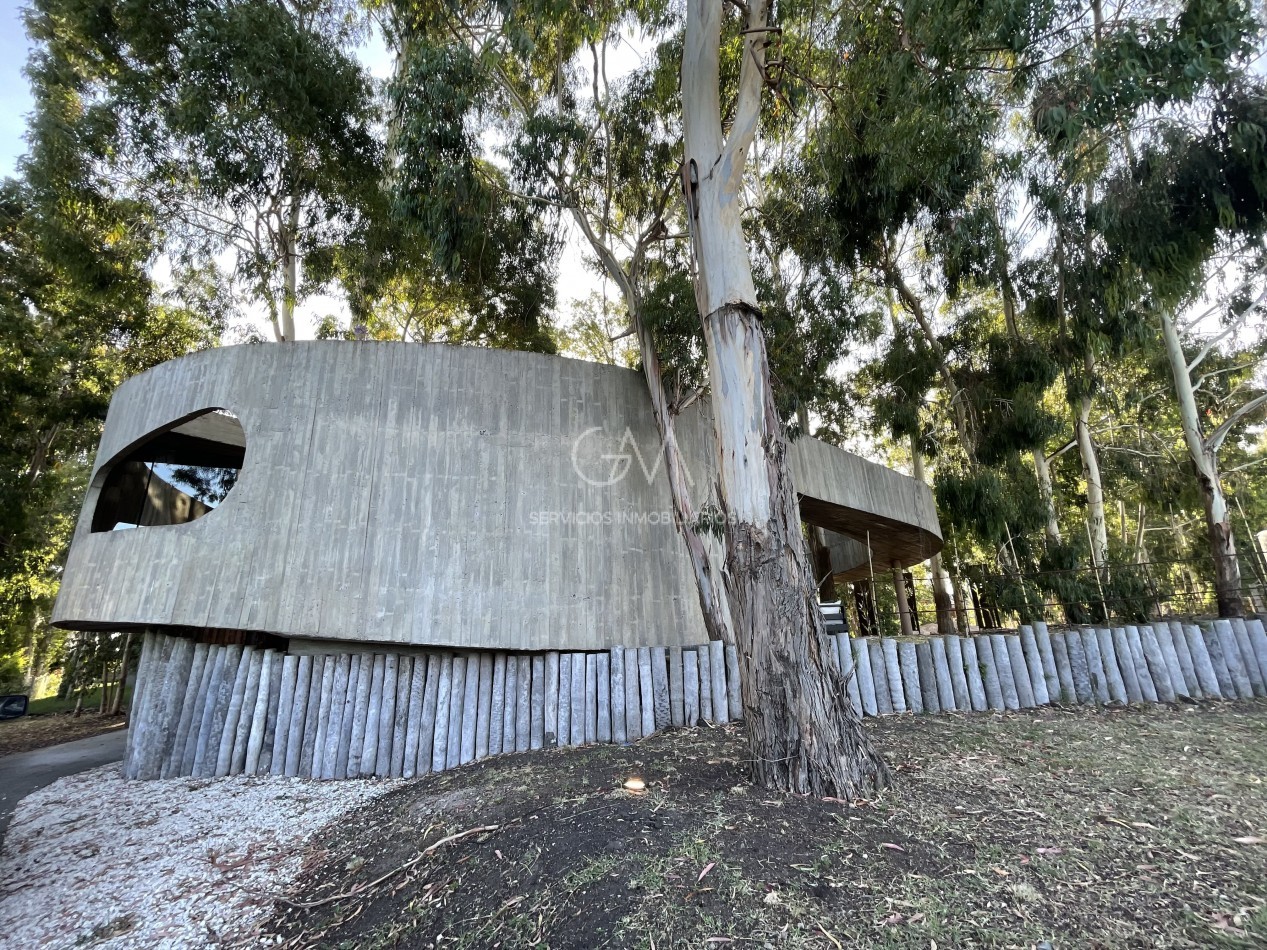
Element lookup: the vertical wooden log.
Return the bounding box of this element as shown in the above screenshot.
[445,655,466,769]
[880,638,906,713]
[1032,622,1061,703]
[490,654,507,754]
[638,647,656,736]
[667,647,685,728]
[527,653,544,752]
[185,642,221,776]
[283,654,312,777]
[1230,619,1264,697]
[245,650,276,775]
[1139,626,1176,703]
[1049,632,1077,704]
[557,653,573,747]
[432,654,453,773]
[839,637,863,717]
[1078,629,1110,705]
[376,654,401,777]
[853,639,878,716]
[346,652,373,778]
[459,653,479,765]
[194,643,235,778]
[516,655,532,753]
[1185,624,1223,697]
[596,652,612,742]
[1246,619,1267,687]
[1150,624,1189,700]
[319,654,349,780]
[868,640,893,715]
[1018,626,1050,705]
[259,648,284,776]
[1165,620,1202,698]
[707,641,728,723]
[943,635,970,711]
[612,646,629,740]
[1094,629,1128,705]
[1216,620,1256,699]
[124,632,158,773]
[651,647,671,731]
[298,654,326,779]
[696,645,712,723]
[307,654,334,780]
[572,652,588,745]
[1124,626,1159,703]
[168,642,210,779]
[335,655,362,779]
[960,637,987,711]
[359,654,385,777]
[1109,629,1141,703]
[229,647,264,775]
[975,636,1004,710]
[216,647,255,778]
[1005,634,1035,708]
[418,653,442,775]
[681,649,699,728]
[273,658,300,775]
[930,637,958,711]
[916,641,942,713]
[584,654,599,744]
[143,636,193,780]
[403,655,426,779]
[624,647,643,738]
[898,641,923,714]
[391,656,413,777]
[1063,628,1094,704]
[542,652,559,749]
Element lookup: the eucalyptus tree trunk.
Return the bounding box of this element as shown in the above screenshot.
[1161,311,1244,617]
[1074,357,1109,572]
[109,631,134,715]
[278,198,301,342]
[681,0,888,796]
[1033,449,1062,545]
[911,438,955,634]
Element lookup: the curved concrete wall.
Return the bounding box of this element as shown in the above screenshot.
[53,342,941,649]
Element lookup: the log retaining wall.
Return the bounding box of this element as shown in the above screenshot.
[122,618,1267,781]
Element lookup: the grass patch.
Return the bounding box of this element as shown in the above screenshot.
[260,701,1267,949]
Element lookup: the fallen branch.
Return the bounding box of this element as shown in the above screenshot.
[277,824,500,910]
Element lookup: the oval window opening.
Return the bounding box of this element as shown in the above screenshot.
[91,409,245,533]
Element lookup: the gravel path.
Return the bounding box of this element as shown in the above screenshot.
[0,764,399,948]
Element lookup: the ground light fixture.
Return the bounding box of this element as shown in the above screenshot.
[623,776,647,793]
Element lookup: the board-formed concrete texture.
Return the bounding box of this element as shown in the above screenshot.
[53,342,941,650]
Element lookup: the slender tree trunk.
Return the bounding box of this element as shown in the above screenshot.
[1074,364,1108,571]
[892,563,915,635]
[97,662,108,714]
[280,198,301,342]
[110,631,134,715]
[1033,449,1061,546]
[682,0,887,796]
[910,438,955,633]
[1161,310,1244,617]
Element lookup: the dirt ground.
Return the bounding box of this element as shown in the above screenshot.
[258,701,1267,949]
[0,712,126,757]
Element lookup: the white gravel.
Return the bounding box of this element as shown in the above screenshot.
[0,764,399,948]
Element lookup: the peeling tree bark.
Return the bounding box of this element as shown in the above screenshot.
[1161,310,1245,618]
[681,0,888,796]
[1033,449,1061,546]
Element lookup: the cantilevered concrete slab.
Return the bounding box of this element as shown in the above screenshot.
[53,342,941,649]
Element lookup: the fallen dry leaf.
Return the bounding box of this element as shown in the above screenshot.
[1232,836,1264,845]
[697,862,715,883]
[880,842,906,853]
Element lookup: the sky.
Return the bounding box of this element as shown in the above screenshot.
[0,0,32,179]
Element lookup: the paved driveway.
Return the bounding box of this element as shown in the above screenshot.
[0,728,129,847]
